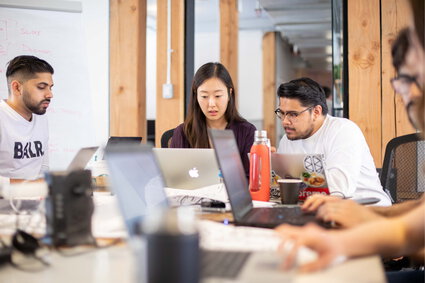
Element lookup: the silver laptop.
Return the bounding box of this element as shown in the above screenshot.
[67,147,98,172]
[271,153,328,188]
[104,144,168,236]
[153,148,220,190]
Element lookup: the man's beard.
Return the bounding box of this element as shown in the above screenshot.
[23,92,49,115]
[286,125,315,140]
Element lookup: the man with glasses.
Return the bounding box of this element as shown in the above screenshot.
[275,15,425,281]
[275,77,391,205]
[298,27,425,227]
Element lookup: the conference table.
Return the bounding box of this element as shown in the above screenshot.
[0,244,386,283]
[0,193,386,283]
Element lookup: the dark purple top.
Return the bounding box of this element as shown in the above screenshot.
[170,120,257,177]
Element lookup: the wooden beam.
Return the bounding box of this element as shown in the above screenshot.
[262,32,277,147]
[110,0,146,138]
[393,1,416,137]
[156,0,185,147]
[381,0,398,161]
[381,0,415,162]
[348,0,382,166]
[220,0,238,91]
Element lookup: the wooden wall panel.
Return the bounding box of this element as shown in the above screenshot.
[381,0,415,161]
[262,32,277,147]
[348,0,382,165]
[220,0,238,91]
[381,0,398,159]
[110,0,146,137]
[156,0,185,147]
[393,1,416,137]
[348,0,417,166]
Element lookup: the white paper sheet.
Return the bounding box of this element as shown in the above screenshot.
[164,183,229,203]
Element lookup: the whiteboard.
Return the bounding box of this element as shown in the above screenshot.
[0,6,96,170]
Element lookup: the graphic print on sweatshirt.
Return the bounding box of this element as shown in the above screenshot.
[14,141,44,159]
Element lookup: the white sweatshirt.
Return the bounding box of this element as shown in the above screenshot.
[0,99,49,185]
[278,115,391,206]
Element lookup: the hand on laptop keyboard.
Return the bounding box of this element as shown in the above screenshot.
[199,220,280,252]
[199,220,318,267]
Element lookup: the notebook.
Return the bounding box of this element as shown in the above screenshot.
[153,148,220,190]
[104,143,305,281]
[209,129,328,228]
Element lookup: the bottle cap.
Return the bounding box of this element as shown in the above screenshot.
[255,130,267,138]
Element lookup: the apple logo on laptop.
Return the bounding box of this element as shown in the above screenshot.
[188,167,199,178]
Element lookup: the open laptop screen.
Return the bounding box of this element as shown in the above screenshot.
[153,148,220,189]
[67,147,98,172]
[209,129,253,221]
[103,136,142,160]
[105,144,168,236]
[106,136,142,147]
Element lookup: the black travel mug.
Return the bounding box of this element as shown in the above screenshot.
[140,207,199,283]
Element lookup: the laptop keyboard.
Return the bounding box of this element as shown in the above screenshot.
[201,250,251,279]
[248,206,316,226]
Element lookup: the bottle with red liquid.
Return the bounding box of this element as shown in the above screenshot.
[249,130,271,201]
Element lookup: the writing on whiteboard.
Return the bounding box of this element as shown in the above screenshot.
[22,44,51,54]
[20,28,41,36]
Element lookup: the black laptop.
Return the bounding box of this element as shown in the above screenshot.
[209,129,327,228]
[103,136,142,160]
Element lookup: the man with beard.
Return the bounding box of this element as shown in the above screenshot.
[275,2,425,280]
[275,77,391,205]
[0,55,54,185]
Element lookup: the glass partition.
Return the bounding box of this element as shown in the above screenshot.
[331,0,347,117]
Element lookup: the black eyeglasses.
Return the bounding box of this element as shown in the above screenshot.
[274,106,314,123]
[390,74,420,96]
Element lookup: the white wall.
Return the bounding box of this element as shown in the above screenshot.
[194,32,220,70]
[79,0,109,145]
[146,27,157,120]
[238,30,263,125]
[194,0,220,71]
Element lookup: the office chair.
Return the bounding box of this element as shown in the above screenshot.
[161,128,175,148]
[380,133,424,203]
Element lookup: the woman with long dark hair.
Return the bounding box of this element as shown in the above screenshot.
[170,62,256,176]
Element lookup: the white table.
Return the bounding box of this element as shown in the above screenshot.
[0,195,386,283]
[0,244,386,283]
